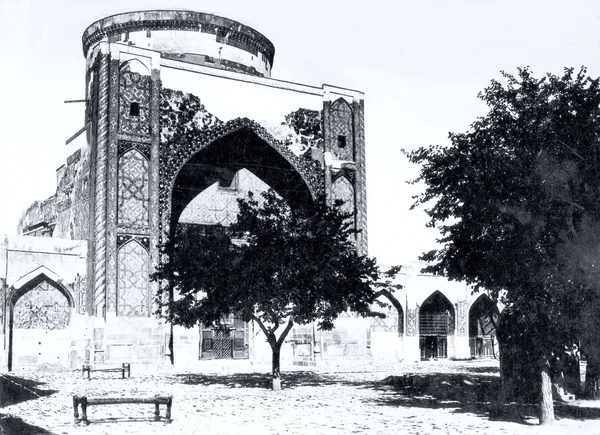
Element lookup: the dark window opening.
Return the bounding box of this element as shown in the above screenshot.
[337,135,347,148]
[129,102,140,117]
[146,30,151,38]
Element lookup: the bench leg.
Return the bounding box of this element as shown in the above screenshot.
[81,396,89,425]
[73,396,79,423]
[165,397,172,423]
[154,403,160,421]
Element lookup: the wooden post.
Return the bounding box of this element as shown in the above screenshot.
[81,396,89,425]
[154,402,160,421]
[165,396,172,423]
[73,396,80,423]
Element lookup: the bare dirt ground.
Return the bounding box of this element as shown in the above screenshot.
[2,359,600,434]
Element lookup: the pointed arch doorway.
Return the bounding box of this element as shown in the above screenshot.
[419,291,455,360]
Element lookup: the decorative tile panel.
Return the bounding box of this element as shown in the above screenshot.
[13,281,70,330]
[331,175,355,216]
[119,70,150,138]
[371,305,403,335]
[328,98,354,161]
[117,240,150,317]
[406,308,418,336]
[105,58,121,315]
[118,150,150,228]
[457,300,468,337]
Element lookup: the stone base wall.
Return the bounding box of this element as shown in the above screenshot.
[94,314,167,365]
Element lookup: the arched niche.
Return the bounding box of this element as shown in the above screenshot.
[331,174,354,216]
[371,290,404,335]
[7,267,74,372]
[468,294,499,358]
[419,290,455,359]
[117,239,150,317]
[118,149,150,229]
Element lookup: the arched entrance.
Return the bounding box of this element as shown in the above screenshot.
[370,290,404,361]
[419,291,454,360]
[8,267,74,371]
[166,122,317,361]
[468,294,499,358]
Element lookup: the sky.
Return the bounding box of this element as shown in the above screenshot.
[0,0,598,266]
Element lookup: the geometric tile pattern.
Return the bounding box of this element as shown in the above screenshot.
[457,300,467,337]
[13,281,70,330]
[406,308,417,336]
[117,240,150,317]
[331,175,355,216]
[329,99,354,161]
[371,304,403,334]
[118,150,149,228]
[178,168,272,226]
[119,71,150,137]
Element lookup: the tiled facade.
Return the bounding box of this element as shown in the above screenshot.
[2,10,500,372]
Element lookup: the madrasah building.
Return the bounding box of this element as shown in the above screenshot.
[0,10,499,372]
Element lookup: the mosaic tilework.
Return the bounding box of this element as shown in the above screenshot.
[406,308,418,336]
[13,281,70,330]
[105,58,121,315]
[118,150,150,228]
[457,300,468,337]
[119,71,150,138]
[371,305,403,334]
[117,241,150,317]
[92,53,110,316]
[329,98,354,162]
[352,99,368,255]
[331,175,355,216]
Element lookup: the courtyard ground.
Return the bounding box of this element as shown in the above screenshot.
[1,359,600,435]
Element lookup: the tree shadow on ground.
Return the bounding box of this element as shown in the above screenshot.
[0,375,57,407]
[171,371,371,390]
[172,368,600,425]
[0,413,55,435]
[371,373,600,425]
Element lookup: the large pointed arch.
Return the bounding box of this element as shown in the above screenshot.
[159,118,325,234]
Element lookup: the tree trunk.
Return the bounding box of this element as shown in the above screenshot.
[539,364,555,425]
[169,323,174,365]
[272,345,282,391]
[585,363,600,399]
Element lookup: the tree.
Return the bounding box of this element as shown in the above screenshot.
[405,67,600,424]
[152,190,400,389]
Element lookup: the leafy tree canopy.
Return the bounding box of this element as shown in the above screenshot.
[405,67,600,422]
[152,190,400,383]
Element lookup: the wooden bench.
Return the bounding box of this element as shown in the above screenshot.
[73,395,172,425]
[82,363,130,380]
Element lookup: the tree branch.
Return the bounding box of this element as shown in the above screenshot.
[250,314,275,346]
[276,316,296,348]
